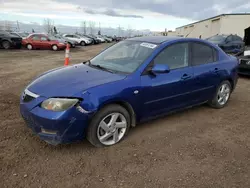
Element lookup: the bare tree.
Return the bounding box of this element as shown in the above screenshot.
[43,18,54,34]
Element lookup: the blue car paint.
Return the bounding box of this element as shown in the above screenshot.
[20,36,239,145]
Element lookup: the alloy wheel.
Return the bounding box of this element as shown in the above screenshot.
[217,83,230,106]
[2,41,10,49]
[97,113,127,146]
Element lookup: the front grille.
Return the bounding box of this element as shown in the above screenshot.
[23,94,35,103]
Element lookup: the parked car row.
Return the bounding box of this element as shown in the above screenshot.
[0,30,123,50]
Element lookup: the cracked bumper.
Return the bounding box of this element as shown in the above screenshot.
[20,103,91,145]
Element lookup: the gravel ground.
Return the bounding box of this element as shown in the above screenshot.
[0,44,250,188]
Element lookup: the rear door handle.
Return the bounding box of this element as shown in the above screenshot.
[181,74,192,80]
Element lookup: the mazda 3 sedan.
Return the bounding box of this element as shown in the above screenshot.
[20,36,239,147]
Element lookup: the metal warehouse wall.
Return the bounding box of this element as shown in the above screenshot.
[220,15,250,38]
[175,16,222,39]
[176,14,250,39]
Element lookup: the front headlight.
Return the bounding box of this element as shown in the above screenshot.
[59,43,65,45]
[41,98,79,112]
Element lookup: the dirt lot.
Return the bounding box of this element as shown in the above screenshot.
[0,44,250,188]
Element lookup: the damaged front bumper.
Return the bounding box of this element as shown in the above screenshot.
[20,100,92,145]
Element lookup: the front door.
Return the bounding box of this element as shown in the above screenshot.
[40,36,50,49]
[31,35,42,48]
[140,42,196,118]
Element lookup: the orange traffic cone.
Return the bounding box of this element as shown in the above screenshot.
[64,43,70,66]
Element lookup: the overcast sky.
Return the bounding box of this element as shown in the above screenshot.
[1,0,250,31]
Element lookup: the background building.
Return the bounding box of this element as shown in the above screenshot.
[176,13,250,39]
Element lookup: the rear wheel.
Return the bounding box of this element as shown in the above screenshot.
[208,81,232,109]
[26,44,33,50]
[2,41,11,49]
[80,41,86,46]
[52,45,58,51]
[87,104,130,147]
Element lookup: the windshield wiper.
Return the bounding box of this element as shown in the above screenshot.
[89,63,114,73]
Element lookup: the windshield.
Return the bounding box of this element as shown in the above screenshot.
[0,31,10,35]
[89,40,157,74]
[19,33,29,37]
[207,35,227,42]
[48,35,58,40]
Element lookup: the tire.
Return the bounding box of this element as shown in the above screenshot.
[2,41,11,49]
[208,80,232,109]
[87,104,131,147]
[80,41,86,46]
[52,45,58,51]
[26,44,33,50]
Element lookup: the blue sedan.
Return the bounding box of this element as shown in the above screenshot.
[20,36,239,147]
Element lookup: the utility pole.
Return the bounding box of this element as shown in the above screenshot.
[16,20,20,32]
[118,25,121,37]
[99,22,101,35]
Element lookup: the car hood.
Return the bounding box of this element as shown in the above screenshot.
[27,64,126,97]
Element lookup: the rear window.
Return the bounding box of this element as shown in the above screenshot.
[207,35,227,42]
[191,43,216,66]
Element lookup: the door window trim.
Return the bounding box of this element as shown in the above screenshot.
[190,41,218,67]
[141,41,191,75]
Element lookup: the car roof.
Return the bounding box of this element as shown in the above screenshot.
[127,36,183,44]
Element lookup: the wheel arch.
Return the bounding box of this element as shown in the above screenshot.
[98,100,137,127]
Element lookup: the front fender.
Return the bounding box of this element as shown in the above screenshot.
[77,77,141,117]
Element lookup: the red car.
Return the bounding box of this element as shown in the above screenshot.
[22,34,66,51]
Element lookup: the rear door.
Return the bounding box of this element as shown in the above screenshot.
[190,42,221,102]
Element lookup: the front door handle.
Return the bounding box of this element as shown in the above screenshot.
[213,68,219,73]
[181,74,192,80]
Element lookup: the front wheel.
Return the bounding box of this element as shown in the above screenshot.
[26,44,33,50]
[87,104,130,147]
[52,44,58,51]
[2,41,11,49]
[208,81,232,109]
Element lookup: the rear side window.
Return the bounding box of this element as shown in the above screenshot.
[191,43,216,66]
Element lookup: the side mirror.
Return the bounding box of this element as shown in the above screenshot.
[151,64,170,74]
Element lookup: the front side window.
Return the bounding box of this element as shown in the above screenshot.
[32,35,40,40]
[89,41,157,73]
[226,36,233,42]
[154,43,189,70]
[191,43,215,66]
[41,37,48,41]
